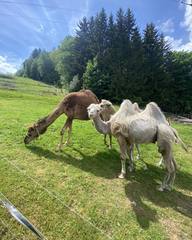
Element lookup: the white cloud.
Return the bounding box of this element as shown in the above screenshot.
[165,35,192,52]
[68,0,89,35]
[159,19,175,34]
[165,5,192,52]
[36,24,45,33]
[37,0,57,39]
[0,56,22,74]
[164,36,182,50]
[183,4,192,41]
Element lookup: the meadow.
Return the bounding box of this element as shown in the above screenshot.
[0,76,191,240]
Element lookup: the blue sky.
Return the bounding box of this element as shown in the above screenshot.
[0,0,192,74]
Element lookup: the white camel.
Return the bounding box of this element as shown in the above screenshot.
[87,100,187,191]
[99,99,116,149]
[100,99,147,170]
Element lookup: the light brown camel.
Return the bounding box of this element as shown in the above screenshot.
[24,90,99,150]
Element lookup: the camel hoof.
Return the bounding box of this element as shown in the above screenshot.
[157,162,162,167]
[105,143,109,148]
[118,173,125,179]
[56,144,63,152]
[64,141,70,146]
[164,185,172,191]
[143,165,148,170]
[55,148,62,152]
[157,186,164,192]
[128,166,134,172]
[157,185,172,192]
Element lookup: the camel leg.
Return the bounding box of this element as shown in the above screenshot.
[157,157,164,167]
[65,119,73,145]
[117,136,128,178]
[57,118,72,151]
[128,144,134,172]
[104,134,109,148]
[135,144,148,170]
[166,157,177,188]
[157,141,176,191]
[136,144,141,160]
[109,134,112,149]
[104,134,112,149]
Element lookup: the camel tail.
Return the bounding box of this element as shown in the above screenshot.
[171,127,188,152]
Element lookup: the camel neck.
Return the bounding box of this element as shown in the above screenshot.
[45,106,64,127]
[92,115,111,135]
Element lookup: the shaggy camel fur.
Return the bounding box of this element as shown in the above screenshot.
[24,90,99,150]
[99,99,115,149]
[100,100,146,169]
[87,100,187,191]
[133,102,143,113]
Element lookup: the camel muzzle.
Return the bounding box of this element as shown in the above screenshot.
[24,136,30,145]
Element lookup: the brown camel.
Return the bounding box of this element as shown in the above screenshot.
[24,90,99,150]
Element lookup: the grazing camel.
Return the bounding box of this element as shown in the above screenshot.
[24,90,99,150]
[99,99,115,149]
[87,100,187,191]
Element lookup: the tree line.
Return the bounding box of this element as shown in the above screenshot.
[17,8,192,114]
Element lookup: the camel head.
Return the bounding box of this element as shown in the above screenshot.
[87,104,102,119]
[99,99,112,111]
[24,117,48,144]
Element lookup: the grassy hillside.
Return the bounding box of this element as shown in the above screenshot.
[0,75,65,96]
[0,76,191,240]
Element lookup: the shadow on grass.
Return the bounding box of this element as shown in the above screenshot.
[125,164,192,229]
[26,145,120,179]
[26,145,192,229]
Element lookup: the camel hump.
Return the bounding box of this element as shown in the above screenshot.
[146,102,168,124]
[80,89,99,103]
[133,102,142,112]
[62,90,99,107]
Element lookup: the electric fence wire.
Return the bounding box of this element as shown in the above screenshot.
[1,158,113,240]
[0,218,20,240]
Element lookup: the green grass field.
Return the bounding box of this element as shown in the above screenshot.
[0,76,191,240]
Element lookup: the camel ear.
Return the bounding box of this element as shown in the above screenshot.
[28,126,34,131]
[98,106,102,111]
[106,103,112,107]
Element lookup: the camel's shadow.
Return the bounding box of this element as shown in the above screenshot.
[27,145,192,190]
[125,165,192,229]
[26,145,120,179]
[26,145,192,229]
